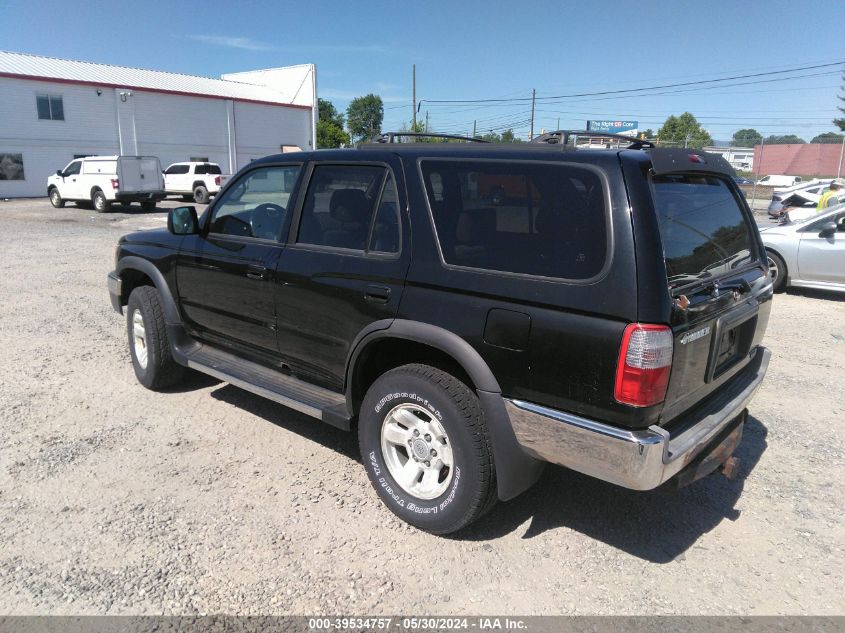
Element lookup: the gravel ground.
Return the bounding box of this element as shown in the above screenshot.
[0,198,842,615]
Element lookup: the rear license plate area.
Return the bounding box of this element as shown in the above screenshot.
[707,306,758,382]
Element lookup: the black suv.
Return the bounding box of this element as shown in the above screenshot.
[108,132,771,534]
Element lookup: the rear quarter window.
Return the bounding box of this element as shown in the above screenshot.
[420,159,608,280]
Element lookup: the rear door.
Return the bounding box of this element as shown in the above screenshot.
[273,160,409,391]
[646,171,771,422]
[118,157,143,194]
[139,157,163,191]
[175,162,302,353]
[797,209,845,284]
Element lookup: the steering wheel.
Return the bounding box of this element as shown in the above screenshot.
[251,203,286,240]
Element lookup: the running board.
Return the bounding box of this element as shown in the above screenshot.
[184,345,351,430]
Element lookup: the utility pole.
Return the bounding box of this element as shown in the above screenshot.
[425,110,429,133]
[837,134,845,178]
[751,136,764,209]
[557,117,560,131]
[472,120,477,138]
[529,88,536,140]
[412,64,416,130]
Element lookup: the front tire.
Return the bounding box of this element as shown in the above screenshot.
[126,286,185,390]
[767,250,787,293]
[92,189,110,213]
[49,188,65,208]
[359,364,497,534]
[141,200,157,212]
[193,185,210,204]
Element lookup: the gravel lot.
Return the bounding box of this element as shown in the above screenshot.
[0,198,842,616]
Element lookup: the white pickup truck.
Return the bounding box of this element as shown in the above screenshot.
[47,155,165,212]
[163,162,230,204]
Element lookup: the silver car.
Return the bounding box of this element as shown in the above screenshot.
[761,203,845,293]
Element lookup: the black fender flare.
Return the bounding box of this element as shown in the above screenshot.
[346,319,545,501]
[117,256,181,324]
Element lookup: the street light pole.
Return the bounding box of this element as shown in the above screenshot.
[837,134,845,178]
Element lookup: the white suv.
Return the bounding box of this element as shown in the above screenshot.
[163,162,229,204]
[48,155,165,213]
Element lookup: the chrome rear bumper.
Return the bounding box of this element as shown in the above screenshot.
[505,347,770,490]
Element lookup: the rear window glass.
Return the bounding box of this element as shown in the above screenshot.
[196,164,222,175]
[420,160,607,279]
[651,175,756,287]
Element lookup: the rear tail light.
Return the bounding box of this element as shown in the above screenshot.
[614,323,673,407]
[111,178,119,190]
[214,175,221,186]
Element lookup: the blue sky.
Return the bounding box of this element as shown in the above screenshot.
[2,0,843,142]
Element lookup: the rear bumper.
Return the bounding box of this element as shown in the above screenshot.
[107,271,122,314]
[505,346,770,490]
[115,191,166,202]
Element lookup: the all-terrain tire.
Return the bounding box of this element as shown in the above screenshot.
[126,286,185,390]
[359,363,497,535]
[193,185,210,204]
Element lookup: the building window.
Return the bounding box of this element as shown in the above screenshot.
[0,153,26,180]
[36,94,64,120]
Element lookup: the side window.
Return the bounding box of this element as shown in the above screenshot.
[64,161,81,176]
[421,160,608,279]
[165,165,189,175]
[208,165,300,240]
[297,165,386,251]
[368,174,400,253]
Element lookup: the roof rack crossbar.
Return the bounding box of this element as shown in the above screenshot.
[368,132,489,144]
[530,129,654,150]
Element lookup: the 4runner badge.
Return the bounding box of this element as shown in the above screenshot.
[680,326,711,345]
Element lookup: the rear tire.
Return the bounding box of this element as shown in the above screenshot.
[141,200,157,212]
[767,250,787,293]
[92,189,110,213]
[126,286,185,390]
[193,185,210,204]
[358,363,497,535]
[49,188,65,208]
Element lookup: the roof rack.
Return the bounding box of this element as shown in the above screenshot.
[368,132,489,144]
[530,130,654,150]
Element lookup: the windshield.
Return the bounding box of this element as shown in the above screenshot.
[651,174,757,288]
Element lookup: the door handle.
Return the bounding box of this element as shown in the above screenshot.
[246,265,267,280]
[365,284,391,303]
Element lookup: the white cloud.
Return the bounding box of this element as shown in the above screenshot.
[187,34,275,51]
[187,35,387,55]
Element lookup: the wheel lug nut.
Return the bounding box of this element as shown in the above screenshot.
[424,434,432,442]
[424,460,431,467]
[413,430,420,437]
[430,449,437,457]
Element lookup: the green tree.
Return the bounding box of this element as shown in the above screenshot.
[641,128,655,139]
[346,94,384,143]
[656,112,713,148]
[316,98,350,148]
[500,129,524,143]
[834,72,845,131]
[764,135,805,144]
[810,132,845,144]
[732,128,763,147]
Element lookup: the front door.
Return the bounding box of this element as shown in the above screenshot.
[175,163,302,353]
[798,210,845,284]
[274,161,409,391]
[61,160,83,199]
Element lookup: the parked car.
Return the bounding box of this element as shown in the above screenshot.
[163,161,230,204]
[757,174,802,187]
[107,138,771,534]
[767,179,832,219]
[761,203,845,293]
[48,155,165,212]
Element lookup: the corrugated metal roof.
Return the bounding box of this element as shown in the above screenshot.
[0,50,310,107]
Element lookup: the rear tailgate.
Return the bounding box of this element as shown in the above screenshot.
[629,150,772,425]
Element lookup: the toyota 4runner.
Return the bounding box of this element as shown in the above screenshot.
[107,132,772,534]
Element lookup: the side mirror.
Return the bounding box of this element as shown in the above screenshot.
[56,170,63,177]
[818,221,837,238]
[168,206,199,235]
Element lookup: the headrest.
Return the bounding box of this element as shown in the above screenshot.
[329,189,369,223]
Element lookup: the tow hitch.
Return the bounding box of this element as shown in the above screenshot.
[673,410,746,488]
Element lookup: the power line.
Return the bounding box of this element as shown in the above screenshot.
[418,61,844,105]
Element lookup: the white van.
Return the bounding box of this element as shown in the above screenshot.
[47,155,166,212]
[757,174,802,187]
